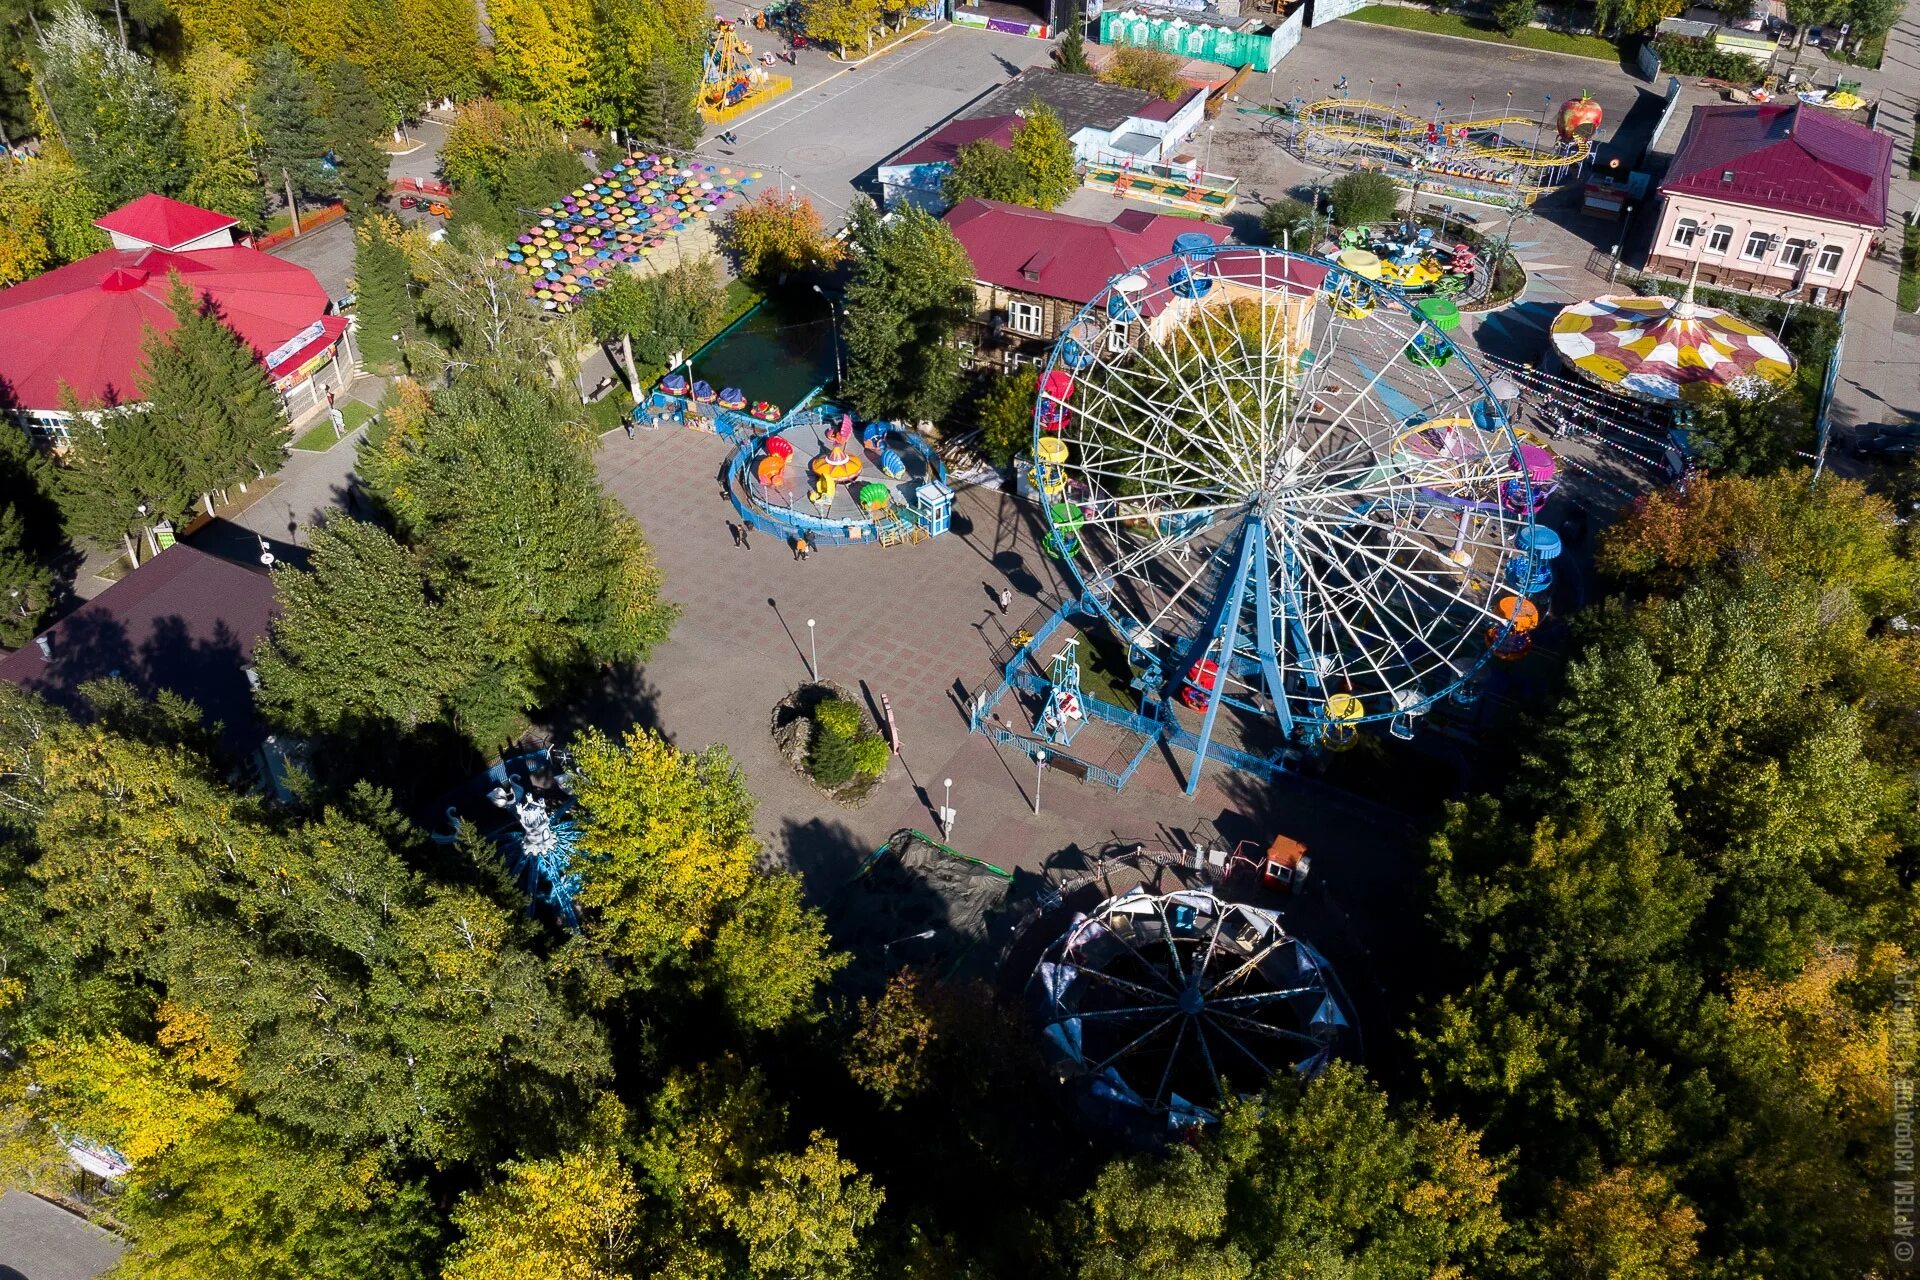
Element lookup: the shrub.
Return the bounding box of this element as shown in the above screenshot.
[850,735,891,778]
[1329,172,1401,228]
[1651,33,1762,78]
[808,698,865,788]
[1260,197,1320,247]
[977,366,1038,469]
[813,699,863,737]
[1099,45,1185,101]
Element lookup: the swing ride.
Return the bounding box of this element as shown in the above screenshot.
[700,17,790,123]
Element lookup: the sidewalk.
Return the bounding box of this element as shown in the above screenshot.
[1829,0,1920,438]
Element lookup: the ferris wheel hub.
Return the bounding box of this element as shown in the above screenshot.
[1177,983,1205,1015]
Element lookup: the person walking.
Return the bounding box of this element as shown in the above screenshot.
[997,587,1012,614]
[739,524,751,551]
[728,521,742,547]
[624,414,636,441]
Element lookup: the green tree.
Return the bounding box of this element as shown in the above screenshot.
[0,425,64,647]
[0,154,107,287]
[1493,0,1538,34]
[115,1114,439,1280]
[253,518,481,739]
[587,259,728,396]
[137,273,287,516]
[943,138,1026,206]
[487,0,595,125]
[701,875,847,1032]
[1058,9,1091,74]
[977,366,1038,469]
[1098,44,1183,100]
[249,44,333,224]
[1329,171,1401,227]
[590,0,703,148]
[50,396,190,567]
[444,1147,642,1280]
[841,200,976,424]
[321,58,388,222]
[351,213,413,374]
[361,375,675,706]
[1007,103,1079,210]
[1686,381,1807,476]
[36,2,189,208]
[178,44,268,232]
[396,0,480,100]
[1260,196,1325,248]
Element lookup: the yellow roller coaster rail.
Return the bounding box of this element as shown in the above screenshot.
[1296,97,1590,171]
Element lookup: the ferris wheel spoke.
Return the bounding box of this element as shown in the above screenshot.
[1153,1017,1189,1109]
[1208,1007,1332,1050]
[1293,514,1508,624]
[1196,1013,1276,1079]
[1075,1002,1181,1020]
[1075,964,1186,1004]
[1282,530,1402,698]
[1088,1013,1181,1074]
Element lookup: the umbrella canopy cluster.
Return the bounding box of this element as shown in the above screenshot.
[498,154,760,312]
[1550,290,1794,404]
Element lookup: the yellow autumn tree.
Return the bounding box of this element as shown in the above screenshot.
[1537,1166,1704,1280]
[20,1003,239,1165]
[488,0,596,127]
[569,726,759,967]
[164,0,275,51]
[443,1147,641,1280]
[720,189,845,285]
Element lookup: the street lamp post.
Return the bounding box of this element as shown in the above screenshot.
[812,284,843,384]
[806,618,818,681]
[940,777,955,838]
[1033,749,1047,815]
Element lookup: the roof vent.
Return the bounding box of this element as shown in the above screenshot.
[1721,170,1735,183]
[100,266,150,292]
[1021,249,1052,281]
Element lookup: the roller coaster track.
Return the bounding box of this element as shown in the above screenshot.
[1294,97,1591,171]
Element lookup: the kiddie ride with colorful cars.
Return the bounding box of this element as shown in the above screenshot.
[700,17,791,123]
[973,240,1568,794]
[731,408,954,550]
[1333,224,1479,298]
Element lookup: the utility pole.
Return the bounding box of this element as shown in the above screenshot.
[284,169,302,236]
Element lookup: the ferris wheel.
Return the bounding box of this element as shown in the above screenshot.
[1029,241,1557,786]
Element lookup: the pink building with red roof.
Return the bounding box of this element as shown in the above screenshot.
[0,195,351,442]
[1645,102,1892,305]
[943,197,1233,370]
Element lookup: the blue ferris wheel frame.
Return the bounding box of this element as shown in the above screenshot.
[1009,242,1540,791]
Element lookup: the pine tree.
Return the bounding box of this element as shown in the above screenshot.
[0,425,62,647]
[249,44,333,225]
[353,215,413,374]
[1058,8,1091,75]
[51,392,191,567]
[322,58,388,222]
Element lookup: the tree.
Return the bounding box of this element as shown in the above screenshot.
[1058,9,1091,74]
[1536,1166,1704,1280]
[114,1114,439,1280]
[701,874,847,1031]
[587,259,729,397]
[404,231,587,382]
[1260,196,1324,248]
[360,376,676,713]
[249,44,333,226]
[720,189,845,284]
[36,2,188,208]
[178,44,268,232]
[590,0,703,148]
[943,139,1026,206]
[440,98,559,195]
[1329,171,1400,227]
[841,200,976,424]
[976,366,1037,469]
[50,398,190,567]
[444,1147,642,1280]
[137,274,287,516]
[1008,104,1079,210]
[396,0,480,100]
[803,0,882,55]
[15,1014,235,1165]
[727,1133,883,1280]
[351,214,413,373]
[322,58,388,221]
[253,518,481,739]
[1493,0,1538,33]
[0,155,107,286]
[1686,381,1807,477]
[844,969,939,1108]
[1098,44,1184,101]
[487,0,595,126]
[0,425,64,647]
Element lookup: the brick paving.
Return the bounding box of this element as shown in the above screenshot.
[593,424,1427,1026]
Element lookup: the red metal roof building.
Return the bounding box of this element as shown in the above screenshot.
[1645,102,1892,304]
[942,198,1237,370]
[95,193,243,252]
[0,197,351,440]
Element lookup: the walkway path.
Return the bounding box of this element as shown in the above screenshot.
[1828,0,1920,440]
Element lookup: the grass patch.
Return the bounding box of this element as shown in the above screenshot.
[1344,5,1621,60]
[1910,132,1919,181]
[1899,221,1920,314]
[584,394,634,435]
[1829,31,1883,68]
[291,401,374,451]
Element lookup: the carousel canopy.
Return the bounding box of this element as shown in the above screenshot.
[1549,289,1794,404]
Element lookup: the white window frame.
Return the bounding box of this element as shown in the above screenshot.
[1778,237,1812,268]
[1107,320,1131,354]
[1671,217,1702,247]
[1006,299,1043,336]
[1812,243,1844,275]
[1706,224,1733,254]
[1741,230,1773,261]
